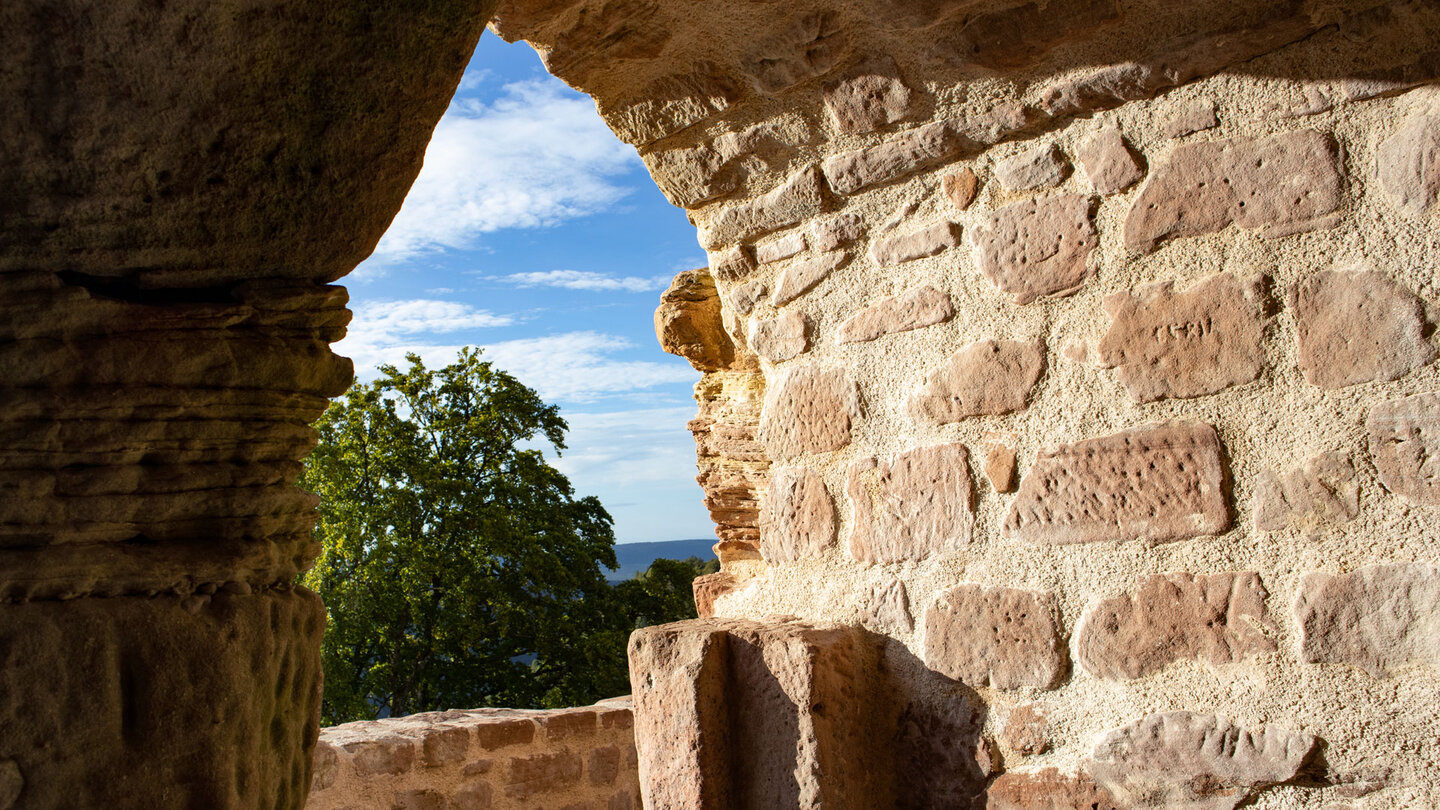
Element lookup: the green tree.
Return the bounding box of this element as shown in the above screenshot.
[301,349,627,724]
[613,556,715,629]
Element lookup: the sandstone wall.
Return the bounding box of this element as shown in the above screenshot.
[307,699,640,810]
[495,0,1440,806]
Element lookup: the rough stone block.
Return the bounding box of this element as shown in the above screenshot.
[589,746,622,786]
[506,751,584,799]
[748,310,810,362]
[923,583,1067,690]
[1367,393,1440,505]
[970,195,1098,304]
[1166,99,1219,138]
[708,245,755,283]
[943,168,980,210]
[909,339,1046,423]
[1295,562,1440,676]
[868,222,960,267]
[543,709,598,741]
[700,165,823,249]
[655,270,737,373]
[729,280,766,316]
[822,56,913,134]
[755,231,808,265]
[475,719,536,751]
[1001,705,1052,756]
[995,144,1070,191]
[860,578,914,633]
[1076,572,1276,680]
[628,622,732,810]
[1077,126,1143,194]
[1005,421,1229,545]
[1125,130,1344,253]
[822,120,960,195]
[420,726,470,768]
[846,443,974,564]
[1290,269,1436,389]
[758,365,861,459]
[693,571,737,618]
[1088,712,1316,810]
[1377,111,1440,216]
[1253,451,1358,532]
[835,286,953,344]
[1096,272,1267,402]
[771,251,849,306]
[985,768,1120,810]
[629,619,883,809]
[760,466,836,562]
[809,213,865,252]
[984,444,1018,493]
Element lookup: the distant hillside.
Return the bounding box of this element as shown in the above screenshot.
[608,538,716,582]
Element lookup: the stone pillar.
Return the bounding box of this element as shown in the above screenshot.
[0,2,493,806]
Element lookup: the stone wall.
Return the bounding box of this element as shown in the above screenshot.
[496,0,1440,806]
[307,699,640,810]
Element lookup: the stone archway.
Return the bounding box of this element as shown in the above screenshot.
[5,0,1440,807]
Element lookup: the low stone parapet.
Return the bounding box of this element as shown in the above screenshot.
[306,698,639,810]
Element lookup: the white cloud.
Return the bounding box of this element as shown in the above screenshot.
[365,79,640,265]
[337,320,697,404]
[500,269,671,293]
[545,407,699,486]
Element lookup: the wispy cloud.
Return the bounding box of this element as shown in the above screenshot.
[499,269,671,293]
[365,78,641,266]
[547,407,700,486]
[336,312,696,404]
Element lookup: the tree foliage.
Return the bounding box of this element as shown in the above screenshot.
[302,349,630,724]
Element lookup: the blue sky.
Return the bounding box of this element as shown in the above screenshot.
[336,34,713,544]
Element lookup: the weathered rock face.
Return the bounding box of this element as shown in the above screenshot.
[1367,392,1440,506]
[1253,451,1359,532]
[758,365,862,459]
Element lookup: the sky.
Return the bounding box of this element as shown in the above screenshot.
[335,34,714,544]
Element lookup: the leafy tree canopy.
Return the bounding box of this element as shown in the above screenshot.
[302,349,630,724]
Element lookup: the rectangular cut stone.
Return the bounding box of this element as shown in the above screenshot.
[1295,562,1440,677]
[1096,272,1267,403]
[868,221,959,266]
[846,443,973,563]
[821,121,959,195]
[628,619,883,809]
[1076,572,1275,680]
[835,286,953,344]
[700,165,822,249]
[1124,130,1344,253]
[908,339,1045,423]
[628,623,731,810]
[1005,421,1229,545]
[1367,393,1440,505]
[923,583,1067,690]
